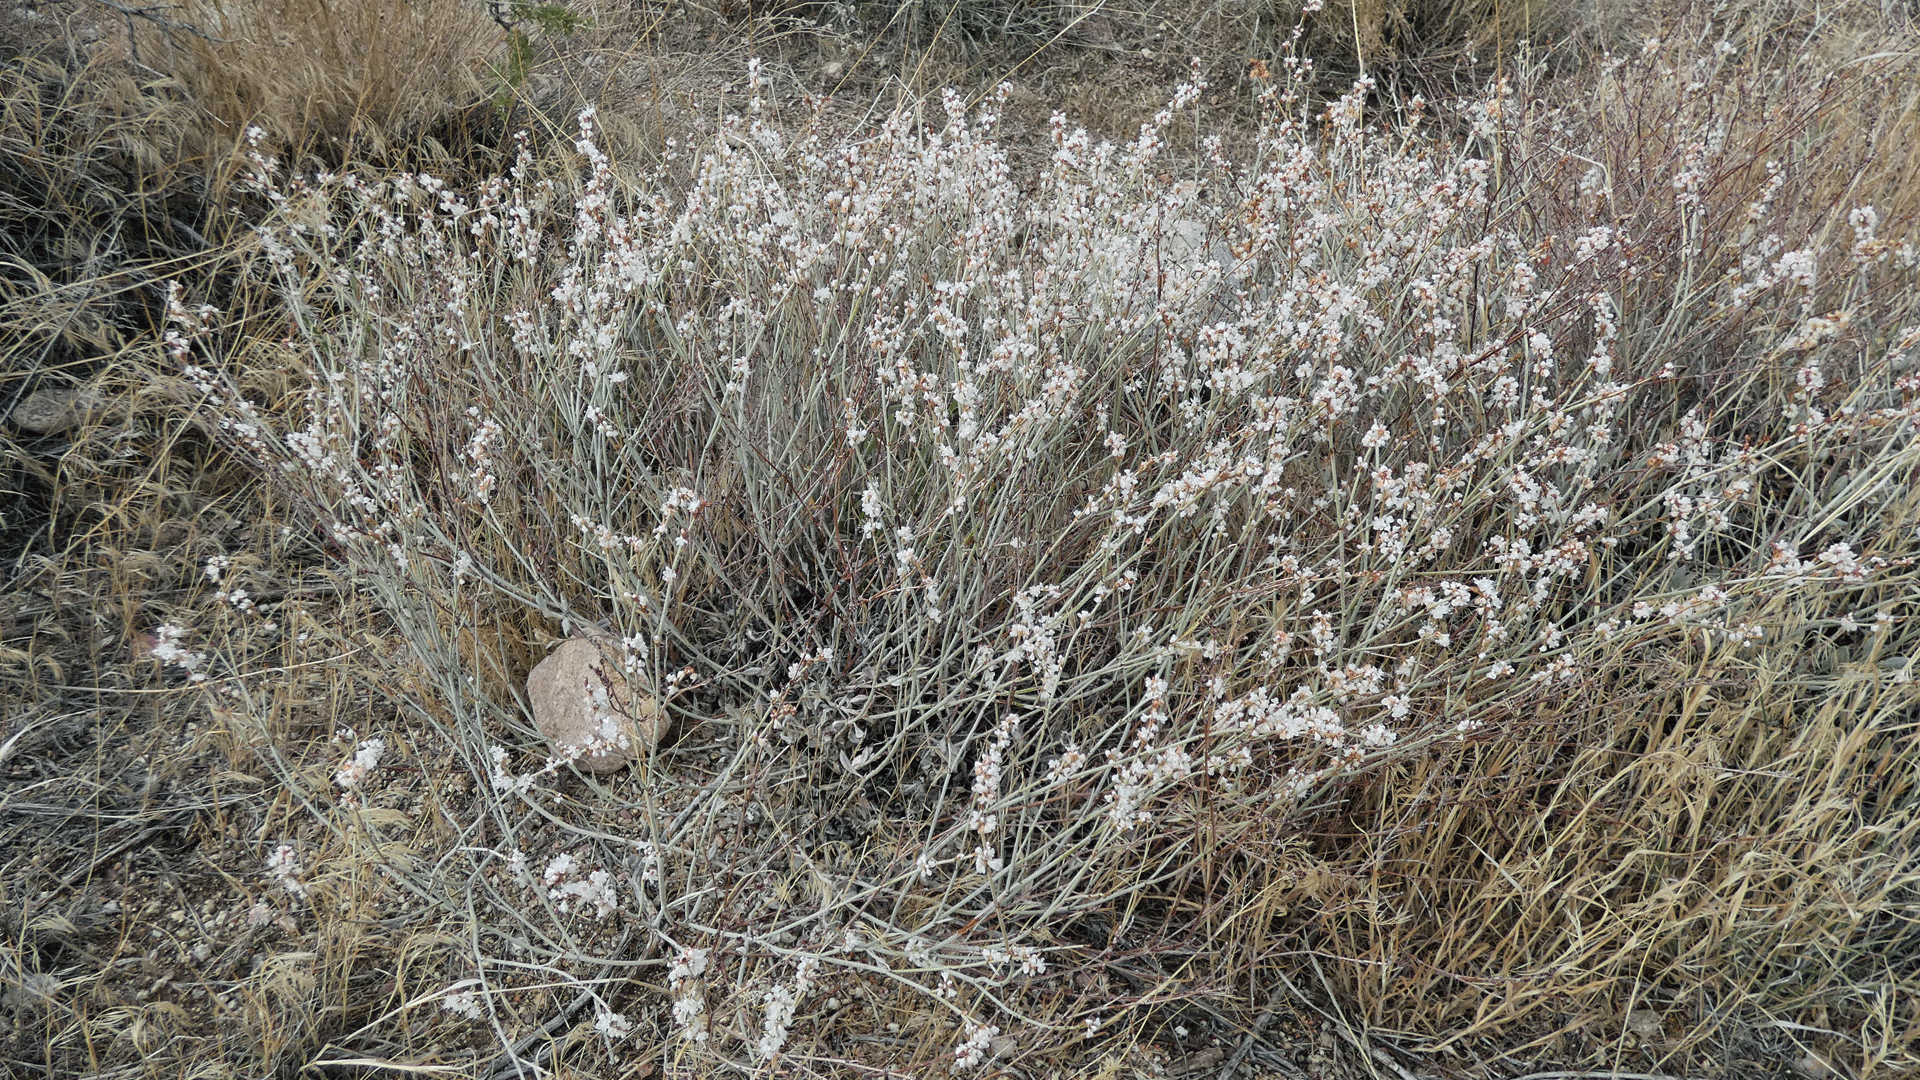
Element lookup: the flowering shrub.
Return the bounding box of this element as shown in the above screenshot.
[174,26,1920,1075]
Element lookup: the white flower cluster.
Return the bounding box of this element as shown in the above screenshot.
[146,624,207,682]
[967,713,1019,875]
[1001,586,1070,702]
[755,957,820,1060]
[541,852,619,918]
[442,980,485,1020]
[333,738,386,796]
[1104,675,1191,831]
[953,1022,1000,1071]
[982,942,1046,978]
[593,1008,633,1040]
[265,843,306,898]
[667,945,710,1042]
[461,407,505,506]
[486,744,539,796]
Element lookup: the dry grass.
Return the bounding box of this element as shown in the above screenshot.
[138,0,502,165]
[5,1,1920,1079]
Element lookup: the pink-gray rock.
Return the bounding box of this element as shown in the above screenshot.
[9,386,89,436]
[525,637,664,773]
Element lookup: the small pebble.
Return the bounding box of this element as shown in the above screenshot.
[1793,1050,1838,1078]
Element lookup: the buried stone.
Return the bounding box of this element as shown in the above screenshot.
[526,637,665,773]
[9,386,92,436]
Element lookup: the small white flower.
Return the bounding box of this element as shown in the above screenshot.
[594,1008,634,1040]
[443,983,484,1020]
[954,1023,999,1070]
[757,984,797,1059]
[334,738,386,791]
[265,844,307,897]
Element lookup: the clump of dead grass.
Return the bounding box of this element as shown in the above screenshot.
[140,0,503,165]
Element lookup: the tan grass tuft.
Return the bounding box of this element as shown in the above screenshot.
[148,0,501,162]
